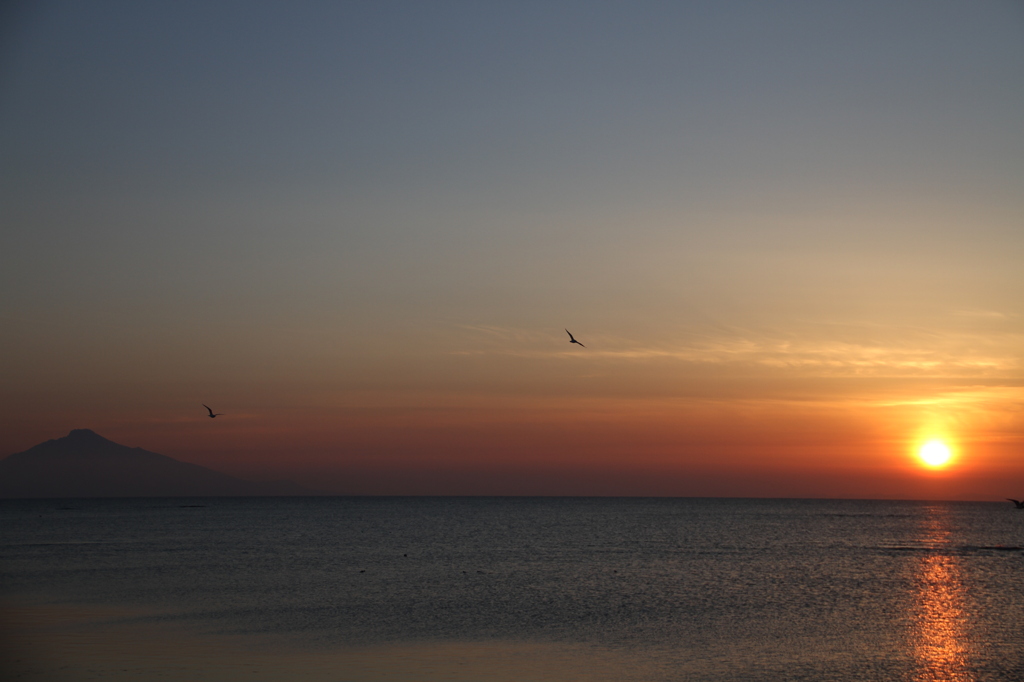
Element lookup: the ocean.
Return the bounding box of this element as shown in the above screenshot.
[2,497,1023,681]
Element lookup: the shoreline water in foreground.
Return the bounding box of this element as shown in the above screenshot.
[3,497,1023,681]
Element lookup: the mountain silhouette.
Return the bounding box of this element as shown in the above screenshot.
[0,429,317,498]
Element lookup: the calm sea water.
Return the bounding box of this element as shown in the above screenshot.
[2,497,1023,681]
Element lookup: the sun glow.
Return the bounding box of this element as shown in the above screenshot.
[918,440,953,468]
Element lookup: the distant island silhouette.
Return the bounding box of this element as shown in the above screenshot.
[0,429,318,498]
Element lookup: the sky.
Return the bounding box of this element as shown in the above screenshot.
[1,0,1022,498]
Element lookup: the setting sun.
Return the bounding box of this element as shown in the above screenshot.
[918,440,953,468]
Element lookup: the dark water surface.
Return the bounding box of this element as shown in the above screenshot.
[2,497,1023,680]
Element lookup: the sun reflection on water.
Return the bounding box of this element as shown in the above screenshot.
[911,508,972,682]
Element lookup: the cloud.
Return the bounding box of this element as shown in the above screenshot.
[951,309,1015,320]
[451,322,1024,379]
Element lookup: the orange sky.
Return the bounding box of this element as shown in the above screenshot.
[5,331,1022,498]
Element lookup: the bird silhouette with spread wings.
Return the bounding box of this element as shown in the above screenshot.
[565,329,585,347]
[1007,498,1024,509]
[203,404,224,418]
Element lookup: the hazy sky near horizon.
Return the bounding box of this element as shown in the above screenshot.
[2,0,1023,498]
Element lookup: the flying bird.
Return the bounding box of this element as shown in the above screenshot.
[1007,498,1024,509]
[565,329,585,347]
[203,404,224,418]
